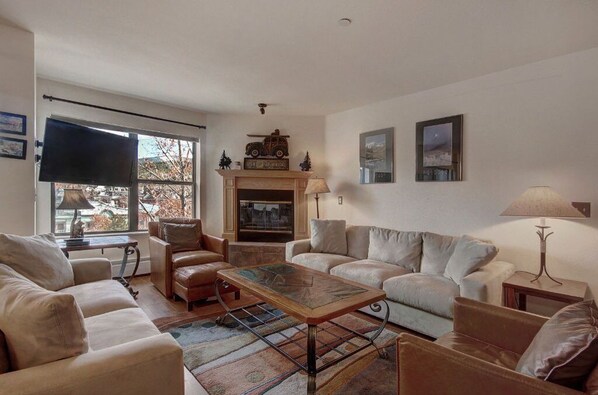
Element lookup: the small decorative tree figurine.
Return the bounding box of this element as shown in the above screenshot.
[299,151,312,171]
[219,150,232,169]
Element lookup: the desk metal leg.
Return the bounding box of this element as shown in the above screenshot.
[116,246,139,299]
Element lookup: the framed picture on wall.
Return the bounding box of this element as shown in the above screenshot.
[359,127,394,184]
[416,115,463,181]
[0,111,27,136]
[0,136,27,160]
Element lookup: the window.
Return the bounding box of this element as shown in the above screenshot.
[52,131,196,234]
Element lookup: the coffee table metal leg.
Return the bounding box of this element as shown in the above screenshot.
[307,324,317,395]
[214,279,232,326]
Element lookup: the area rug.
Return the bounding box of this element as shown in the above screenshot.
[157,308,398,395]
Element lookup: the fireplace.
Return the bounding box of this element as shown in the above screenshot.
[237,189,294,242]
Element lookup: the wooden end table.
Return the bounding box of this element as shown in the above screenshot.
[503,271,589,311]
[58,236,140,298]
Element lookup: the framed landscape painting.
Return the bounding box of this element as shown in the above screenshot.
[0,136,27,160]
[359,127,394,184]
[0,111,27,136]
[416,115,462,181]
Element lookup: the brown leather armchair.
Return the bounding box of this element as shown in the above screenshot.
[397,297,591,395]
[148,218,229,300]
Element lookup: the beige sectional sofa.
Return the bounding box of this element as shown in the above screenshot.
[0,234,184,395]
[286,223,516,338]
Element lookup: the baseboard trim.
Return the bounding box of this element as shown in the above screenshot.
[109,257,151,277]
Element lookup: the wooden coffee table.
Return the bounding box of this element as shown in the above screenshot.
[214,263,389,395]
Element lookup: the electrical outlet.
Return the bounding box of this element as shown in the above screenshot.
[338,196,343,205]
[572,202,591,218]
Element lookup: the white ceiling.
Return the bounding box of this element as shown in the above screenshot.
[1,0,598,116]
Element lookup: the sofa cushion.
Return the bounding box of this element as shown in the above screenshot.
[516,300,598,389]
[444,236,498,285]
[0,233,74,291]
[291,253,355,273]
[60,279,138,318]
[346,225,371,260]
[310,219,348,255]
[367,227,422,272]
[436,332,521,370]
[421,232,459,275]
[171,250,225,268]
[163,223,202,253]
[383,273,460,318]
[0,264,88,370]
[84,307,160,350]
[331,259,410,289]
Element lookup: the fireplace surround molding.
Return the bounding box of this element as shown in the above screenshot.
[216,169,313,242]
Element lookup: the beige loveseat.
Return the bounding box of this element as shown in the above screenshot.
[0,254,184,395]
[286,224,515,338]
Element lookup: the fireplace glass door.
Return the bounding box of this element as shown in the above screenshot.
[238,199,293,242]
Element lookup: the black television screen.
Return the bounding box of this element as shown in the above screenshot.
[39,118,138,187]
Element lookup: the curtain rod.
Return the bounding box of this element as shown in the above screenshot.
[42,94,206,130]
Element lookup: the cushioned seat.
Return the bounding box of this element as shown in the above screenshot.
[84,307,161,350]
[60,279,138,318]
[171,250,225,268]
[331,259,411,289]
[383,273,459,318]
[291,253,356,273]
[434,331,521,369]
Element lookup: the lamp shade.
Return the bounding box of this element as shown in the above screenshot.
[501,186,584,218]
[57,189,94,210]
[305,178,330,195]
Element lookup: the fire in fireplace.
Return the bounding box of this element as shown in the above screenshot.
[237,189,294,242]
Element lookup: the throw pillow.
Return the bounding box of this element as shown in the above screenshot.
[0,264,89,370]
[516,300,598,389]
[420,232,460,275]
[163,223,202,253]
[310,219,348,255]
[0,233,74,291]
[443,235,497,285]
[158,218,202,240]
[367,227,422,272]
[346,225,371,260]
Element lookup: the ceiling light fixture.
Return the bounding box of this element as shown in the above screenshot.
[338,18,352,27]
[258,103,267,115]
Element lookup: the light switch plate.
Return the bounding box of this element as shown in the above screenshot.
[338,196,343,205]
[572,202,591,218]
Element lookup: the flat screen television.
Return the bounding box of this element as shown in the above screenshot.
[38,118,138,187]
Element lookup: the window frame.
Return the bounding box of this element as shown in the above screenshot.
[50,133,197,235]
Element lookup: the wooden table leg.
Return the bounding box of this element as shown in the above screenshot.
[503,286,517,308]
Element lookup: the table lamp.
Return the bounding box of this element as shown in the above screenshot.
[501,186,584,285]
[305,178,330,219]
[57,188,94,240]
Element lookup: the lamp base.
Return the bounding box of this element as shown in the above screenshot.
[532,224,562,286]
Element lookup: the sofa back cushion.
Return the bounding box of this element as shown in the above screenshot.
[0,233,74,291]
[367,227,422,272]
[421,232,460,275]
[310,219,348,255]
[346,225,371,260]
[443,236,498,284]
[0,264,89,370]
[0,330,9,374]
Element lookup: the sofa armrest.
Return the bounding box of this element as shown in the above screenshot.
[453,297,547,355]
[69,258,112,285]
[149,236,173,298]
[0,334,184,395]
[397,333,581,395]
[202,234,229,261]
[285,239,311,262]
[460,260,516,305]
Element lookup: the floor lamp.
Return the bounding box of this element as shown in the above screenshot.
[501,186,584,285]
[305,178,330,219]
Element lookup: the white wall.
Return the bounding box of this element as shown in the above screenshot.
[324,47,598,303]
[0,24,35,235]
[201,114,326,237]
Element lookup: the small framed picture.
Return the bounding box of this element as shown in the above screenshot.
[416,115,463,181]
[0,136,27,160]
[359,127,394,184]
[0,111,27,136]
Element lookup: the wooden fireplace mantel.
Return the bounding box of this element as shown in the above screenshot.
[216,169,313,241]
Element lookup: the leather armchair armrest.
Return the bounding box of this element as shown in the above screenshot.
[461,260,516,305]
[397,333,581,395]
[453,297,547,355]
[202,234,228,261]
[69,258,112,285]
[149,236,173,297]
[285,239,311,262]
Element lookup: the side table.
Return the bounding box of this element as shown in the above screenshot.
[503,271,588,311]
[58,236,140,298]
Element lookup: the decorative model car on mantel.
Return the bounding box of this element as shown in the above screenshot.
[245,129,290,159]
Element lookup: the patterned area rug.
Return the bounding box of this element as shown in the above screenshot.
[157,308,398,395]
